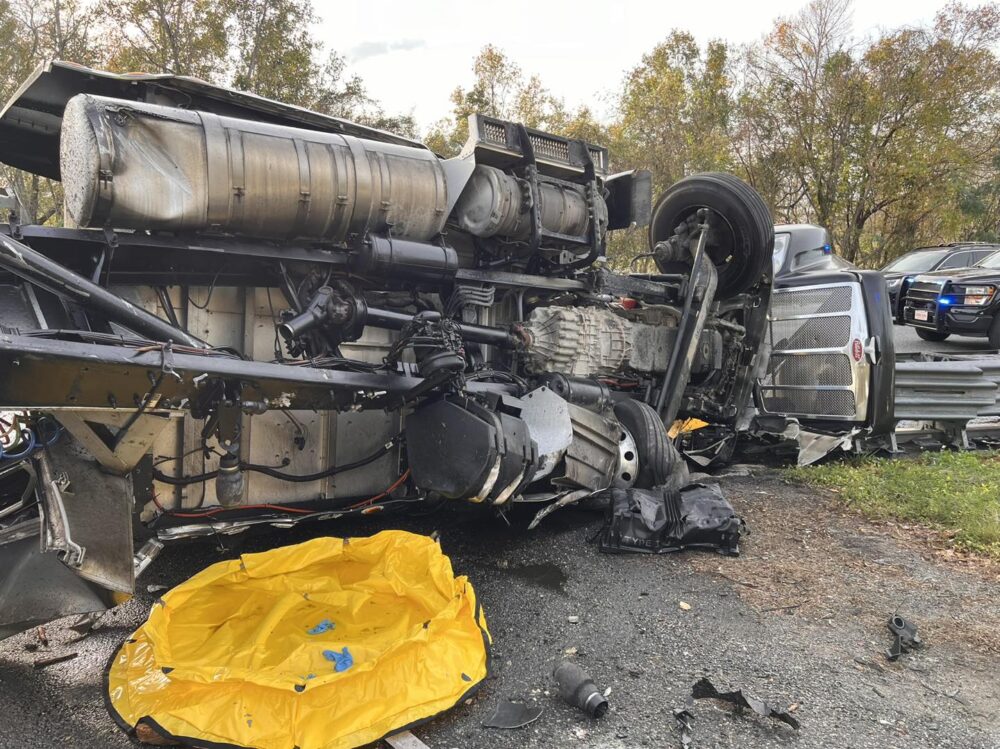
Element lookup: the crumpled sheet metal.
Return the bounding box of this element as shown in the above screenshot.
[692,677,800,729]
[107,531,490,749]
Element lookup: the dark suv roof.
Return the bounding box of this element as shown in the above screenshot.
[881,244,1000,277]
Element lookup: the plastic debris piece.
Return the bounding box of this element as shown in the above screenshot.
[553,660,609,718]
[885,614,922,661]
[691,677,799,729]
[482,701,544,729]
[679,601,691,611]
[307,618,335,635]
[33,652,78,669]
[384,731,431,749]
[673,708,694,747]
[68,611,104,637]
[598,483,746,556]
[323,647,354,672]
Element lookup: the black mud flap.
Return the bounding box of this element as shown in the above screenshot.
[0,434,135,640]
[0,536,110,640]
[597,483,746,556]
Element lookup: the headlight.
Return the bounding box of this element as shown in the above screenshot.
[954,285,995,306]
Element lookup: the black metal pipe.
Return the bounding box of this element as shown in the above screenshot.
[365,306,518,348]
[0,234,207,348]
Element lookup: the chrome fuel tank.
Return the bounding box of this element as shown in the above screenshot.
[60,94,449,242]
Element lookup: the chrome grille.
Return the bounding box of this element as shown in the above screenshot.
[771,286,851,317]
[771,316,851,350]
[762,353,853,387]
[759,388,858,417]
[758,282,869,421]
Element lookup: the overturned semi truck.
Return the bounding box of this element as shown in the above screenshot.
[0,62,892,638]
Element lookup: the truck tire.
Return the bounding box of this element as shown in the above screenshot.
[649,172,774,298]
[989,317,1000,349]
[915,328,950,342]
[613,399,688,491]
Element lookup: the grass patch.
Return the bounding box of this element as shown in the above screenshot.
[785,451,1000,558]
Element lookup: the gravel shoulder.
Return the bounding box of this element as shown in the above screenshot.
[1,471,998,749]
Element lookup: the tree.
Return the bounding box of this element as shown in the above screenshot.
[425,45,572,156]
[103,0,229,79]
[614,32,734,194]
[738,0,1000,264]
[0,0,101,225]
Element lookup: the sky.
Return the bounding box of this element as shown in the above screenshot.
[315,0,964,132]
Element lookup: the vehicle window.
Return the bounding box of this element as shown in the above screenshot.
[881,249,949,273]
[976,251,1000,269]
[791,246,847,271]
[973,250,997,263]
[938,251,973,269]
[772,233,790,275]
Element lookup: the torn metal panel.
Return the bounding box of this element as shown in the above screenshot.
[795,428,859,466]
[36,437,135,593]
[691,677,800,729]
[555,403,620,491]
[0,536,109,640]
[482,702,544,729]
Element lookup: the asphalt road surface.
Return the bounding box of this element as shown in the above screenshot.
[892,323,994,355]
[1,471,998,749]
[1,325,998,749]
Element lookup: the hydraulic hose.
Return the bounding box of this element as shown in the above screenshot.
[152,436,400,486]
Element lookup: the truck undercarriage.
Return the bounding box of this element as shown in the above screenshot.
[0,61,775,637]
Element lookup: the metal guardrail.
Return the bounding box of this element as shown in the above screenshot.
[892,354,1000,448]
[893,360,999,421]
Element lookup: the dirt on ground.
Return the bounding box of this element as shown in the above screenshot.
[0,469,998,748]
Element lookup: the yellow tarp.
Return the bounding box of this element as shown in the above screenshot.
[107,531,490,749]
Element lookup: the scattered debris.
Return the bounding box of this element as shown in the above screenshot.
[133,538,165,578]
[32,652,78,669]
[134,721,180,746]
[598,483,746,556]
[673,708,694,747]
[384,730,431,748]
[567,615,580,623]
[885,615,922,661]
[679,601,692,611]
[482,701,543,729]
[691,677,800,729]
[553,660,609,718]
[563,647,578,656]
[25,626,48,652]
[146,584,168,593]
[67,611,104,637]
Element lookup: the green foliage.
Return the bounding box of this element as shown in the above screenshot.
[424,44,602,157]
[738,0,1000,265]
[1,0,1000,266]
[0,0,102,225]
[786,451,1000,557]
